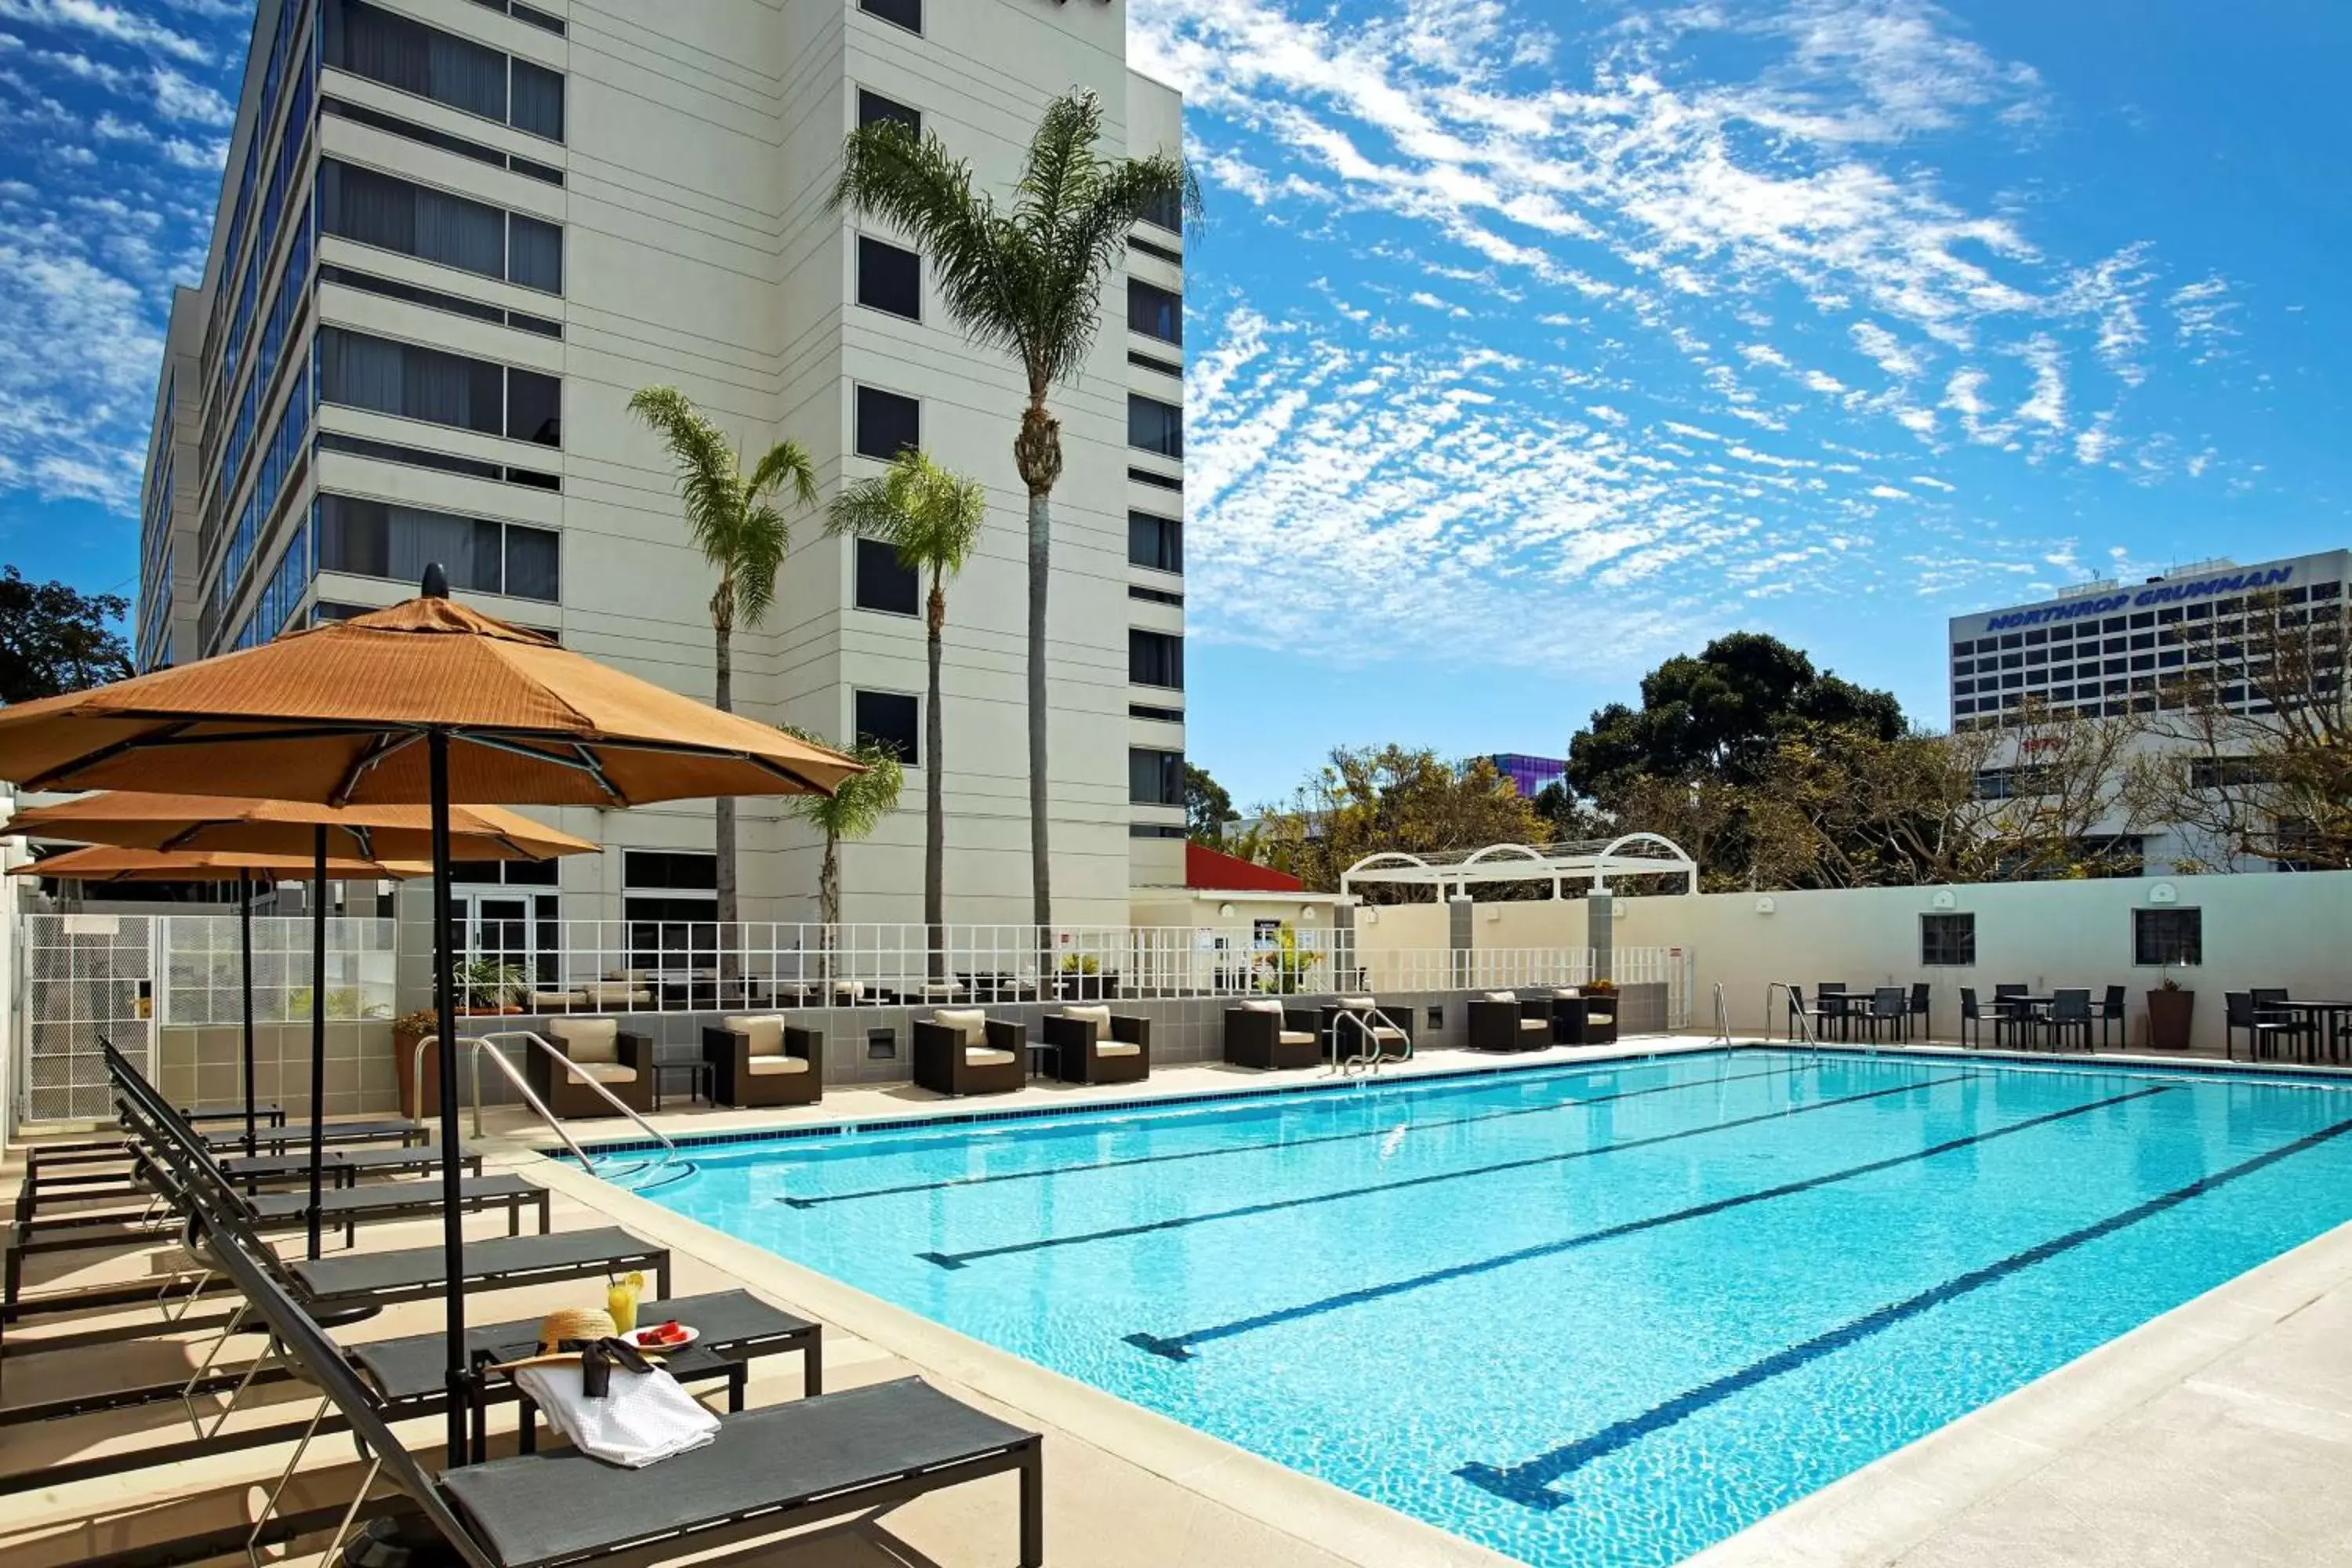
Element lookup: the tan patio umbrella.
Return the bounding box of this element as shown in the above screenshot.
[13,845,427,880]
[0,572,858,1464]
[10,795,597,1258]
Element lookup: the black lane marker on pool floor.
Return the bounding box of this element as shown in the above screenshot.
[921,1073,1978,1270]
[1121,1084,2170,1362]
[782,1059,1852,1210]
[1454,1109,2352,1510]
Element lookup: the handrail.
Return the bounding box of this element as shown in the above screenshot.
[1329,1006,1415,1076]
[1765,982,1819,1050]
[1711,982,1732,1045]
[411,1031,681,1184]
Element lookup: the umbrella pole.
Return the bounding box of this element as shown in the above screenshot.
[307,826,328,1261]
[430,730,470,1468]
[240,873,256,1157]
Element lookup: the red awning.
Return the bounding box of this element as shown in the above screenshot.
[1186,840,1305,893]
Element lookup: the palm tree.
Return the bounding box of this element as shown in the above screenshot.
[627,385,818,931]
[826,450,987,980]
[780,727,905,937]
[831,89,1194,945]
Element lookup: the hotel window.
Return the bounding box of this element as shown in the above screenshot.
[1128,394,1182,459]
[855,689,920,764]
[1129,510,1182,574]
[1920,913,1975,967]
[1138,186,1182,235]
[506,368,561,445]
[2132,907,2201,967]
[319,160,564,293]
[317,495,561,601]
[853,536,920,616]
[859,0,922,32]
[1128,280,1182,346]
[855,386,920,460]
[324,0,567,140]
[321,327,541,443]
[1130,747,1185,807]
[857,236,920,320]
[1130,629,1184,689]
[858,90,920,133]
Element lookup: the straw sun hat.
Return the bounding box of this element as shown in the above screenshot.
[488,1306,668,1373]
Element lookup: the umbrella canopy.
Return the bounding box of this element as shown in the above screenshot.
[12,845,426,880]
[7,793,593,862]
[0,595,860,805]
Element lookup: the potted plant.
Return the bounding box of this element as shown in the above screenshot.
[1584,977,1620,1046]
[457,957,528,1015]
[2146,971,2194,1050]
[393,1008,439,1119]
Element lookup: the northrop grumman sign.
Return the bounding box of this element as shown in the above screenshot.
[1979,564,2297,634]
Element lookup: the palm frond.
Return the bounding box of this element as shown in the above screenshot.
[746,439,819,510]
[824,451,988,580]
[780,725,904,839]
[730,500,790,627]
[626,387,740,562]
[1014,91,1107,231]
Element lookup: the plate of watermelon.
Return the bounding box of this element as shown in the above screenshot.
[623,1320,699,1350]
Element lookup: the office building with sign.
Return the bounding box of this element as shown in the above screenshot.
[131,0,1189,948]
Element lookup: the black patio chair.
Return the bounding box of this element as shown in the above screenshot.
[1815,982,1852,1041]
[2252,988,2318,1063]
[2042,989,2092,1052]
[1860,986,1906,1045]
[1992,984,2032,1049]
[1907,982,1930,1041]
[2098,984,2128,1049]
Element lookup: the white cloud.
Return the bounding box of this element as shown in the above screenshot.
[150,65,230,125]
[0,0,209,64]
[2168,275,2238,364]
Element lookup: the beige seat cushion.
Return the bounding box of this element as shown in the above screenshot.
[722,1015,786,1055]
[1096,1041,1142,1058]
[528,991,584,1011]
[1587,1010,1616,1023]
[579,983,646,1008]
[1519,1018,1548,1033]
[549,1017,619,1064]
[932,1008,989,1048]
[605,970,652,984]
[1062,1004,1112,1028]
[1483,990,1518,1004]
[964,1046,1017,1068]
[1553,987,1582,999]
[830,980,866,1002]
[1336,996,1377,1011]
[1371,1026,1408,1042]
[1277,1029,1316,1046]
[572,1062,637,1085]
[744,1054,810,1076]
[1235,998,1286,1014]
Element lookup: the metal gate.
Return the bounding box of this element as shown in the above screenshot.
[20,913,154,1123]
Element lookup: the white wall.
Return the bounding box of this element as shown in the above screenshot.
[1615,872,2352,1053]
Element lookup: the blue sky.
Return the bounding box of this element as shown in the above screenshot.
[0,2,2345,811]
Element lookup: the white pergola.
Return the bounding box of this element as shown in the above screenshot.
[1339,833,1698,902]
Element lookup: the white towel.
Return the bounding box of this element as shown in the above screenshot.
[511,1363,720,1468]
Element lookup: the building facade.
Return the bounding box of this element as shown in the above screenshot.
[1947,550,2350,873]
[132,0,1190,959]
[1486,753,1566,799]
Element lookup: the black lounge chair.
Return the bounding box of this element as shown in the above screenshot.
[1223,1002,1319,1069]
[1040,1007,1151,1084]
[200,1117,426,1152]
[1468,993,1549,1052]
[1322,997,1411,1063]
[217,1144,487,1187]
[701,1018,823,1108]
[912,1012,1026,1097]
[199,1199,1043,1568]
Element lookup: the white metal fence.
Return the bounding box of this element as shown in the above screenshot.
[162,916,399,1025]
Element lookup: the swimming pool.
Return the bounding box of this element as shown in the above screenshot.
[620,1049,2352,1566]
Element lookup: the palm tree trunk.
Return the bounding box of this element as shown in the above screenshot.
[926,568,946,983]
[820,826,840,929]
[713,606,739,960]
[1015,396,1061,979]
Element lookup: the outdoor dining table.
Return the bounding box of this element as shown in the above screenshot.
[2263,1000,2352,1064]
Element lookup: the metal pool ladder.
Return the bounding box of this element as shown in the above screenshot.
[1711,983,1733,1045]
[411,1031,695,1191]
[1329,1006,1414,1076]
[1766,982,1824,1053]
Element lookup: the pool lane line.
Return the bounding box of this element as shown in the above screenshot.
[1120,1083,2171,1362]
[1454,1109,2352,1510]
[778,1058,1870,1210]
[920,1072,1980,1271]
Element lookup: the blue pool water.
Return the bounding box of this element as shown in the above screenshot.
[619,1050,2352,1566]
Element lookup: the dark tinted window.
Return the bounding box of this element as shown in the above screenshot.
[321,159,504,280]
[1138,187,1182,234]
[859,0,922,31]
[1129,510,1181,573]
[855,386,920,460]
[1130,747,1184,806]
[1130,628,1183,689]
[1920,913,1974,966]
[1128,279,1181,345]
[855,689,920,764]
[508,213,563,292]
[855,536,920,615]
[624,850,717,890]
[858,90,920,133]
[857,235,920,320]
[505,524,558,601]
[510,57,564,140]
[318,327,504,435]
[318,495,501,591]
[2133,907,2201,967]
[506,368,561,445]
[325,0,506,121]
[1128,394,1182,458]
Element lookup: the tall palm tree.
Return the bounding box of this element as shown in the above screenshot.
[627,385,818,930]
[780,727,905,935]
[826,450,987,979]
[832,89,1195,944]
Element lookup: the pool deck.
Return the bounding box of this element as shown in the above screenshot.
[9,1034,2352,1566]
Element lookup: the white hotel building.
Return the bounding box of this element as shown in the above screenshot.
[132,0,1192,953]
[1947,549,2350,872]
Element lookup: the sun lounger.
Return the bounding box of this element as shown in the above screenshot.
[214,1144,486,1185]
[201,1117,426,1152]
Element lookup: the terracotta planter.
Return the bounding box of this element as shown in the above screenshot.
[2146,988,2194,1051]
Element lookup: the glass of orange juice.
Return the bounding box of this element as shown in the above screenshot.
[606,1271,645,1335]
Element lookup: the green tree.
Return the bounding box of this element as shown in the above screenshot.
[832,89,1195,938]
[0,568,132,701]
[826,450,987,976]
[627,386,818,927]
[780,728,906,931]
[1250,746,1546,895]
[1185,762,1234,844]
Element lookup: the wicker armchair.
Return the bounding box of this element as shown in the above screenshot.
[527,1017,653,1117]
[911,1010,1025,1097]
[1224,1000,1321,1070]
[1041,1006,1151,1085]
[701,1016,822,1108]
[1467,993,1551,1053]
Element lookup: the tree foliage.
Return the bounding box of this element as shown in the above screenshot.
[0,568,132,702]
[779,726,906,928]
[1247,746,1545,896]
[1184,763,1234,844]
